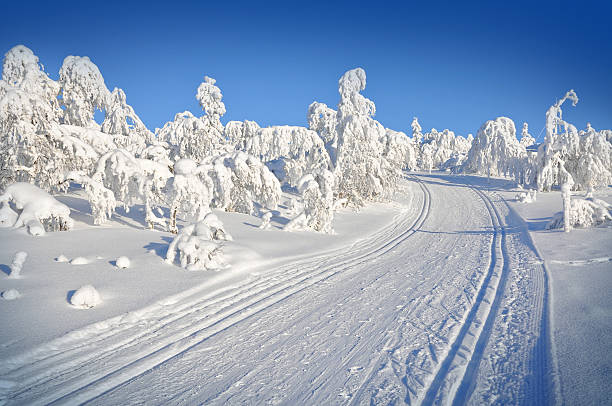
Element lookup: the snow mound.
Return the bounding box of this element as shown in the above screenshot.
[547,198,612,230]
[9,251,27,279]
[55,255,69,262]
[70,256,90,265]
[2,289,21,300]
[166,213,231,271]
[115,256,131,269]
[70,285,102,309]
[0,183,73,235]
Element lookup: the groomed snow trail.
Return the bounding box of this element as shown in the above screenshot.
[0,174,552,405]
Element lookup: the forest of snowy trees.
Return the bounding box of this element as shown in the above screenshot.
[1,45,611,267]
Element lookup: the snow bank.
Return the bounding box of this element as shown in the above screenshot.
[70,285,102,309]
[8,251,27,278]
[547,197,612,230]
[0,182,73,235]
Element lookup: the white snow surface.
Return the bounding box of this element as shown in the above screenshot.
[0,174,609,405]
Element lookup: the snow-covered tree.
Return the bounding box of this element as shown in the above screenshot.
[165,158,211,233]
[201,151,281,215]
[59,55,110,127]
[411,117,423,144]
[241,125,331,187]
[383,129,419,171]
[101,87,154,154]
[334,68,394,205]
[225,120,260,151]
[462,117,528,180]
[520,122,535,147]
[285,169,335,233]
[536,90,612,191]
[308,102,338,163]
[65,171,116,225]
[157,76,229,162]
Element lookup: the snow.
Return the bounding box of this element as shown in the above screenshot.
[2,289,21,300]
[115,256,130,269]
[70,256,90,265]
[8,252,27,279]
[0,43,610,405]
[70,285,102,309]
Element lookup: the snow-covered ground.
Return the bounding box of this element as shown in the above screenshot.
[0,174,610,405]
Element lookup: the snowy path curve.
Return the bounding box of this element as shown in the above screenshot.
[0,174,552,405]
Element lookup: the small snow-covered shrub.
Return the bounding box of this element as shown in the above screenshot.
[516,190,537,203]
[0,182,73,235]
[2,289,21,300]
[547,198,612,230]
[115,256,130,269]
[70,285,102,309]
[259,211,272,229]
[165,213,231,271]
[285,170,335,233]
[9,251,27,279]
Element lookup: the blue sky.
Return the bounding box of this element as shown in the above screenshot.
[1,0,611,140]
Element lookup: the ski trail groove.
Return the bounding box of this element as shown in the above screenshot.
[420,185,508,406]
[1,176,430,406]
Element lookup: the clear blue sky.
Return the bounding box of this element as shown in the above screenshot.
[1,0,610,140]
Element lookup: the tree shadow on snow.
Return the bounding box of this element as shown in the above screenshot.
[144,236,173,259]
[0,264,10,276]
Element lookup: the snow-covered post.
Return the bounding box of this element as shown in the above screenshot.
[561,182,572,233]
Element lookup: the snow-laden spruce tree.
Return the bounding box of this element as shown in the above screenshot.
[308,101,338,163]
[0,46,63,190]
[462,117,528,180]
[421,128,472,170]
[536,90,612,191]
[411,117,423,144]
[101,88,154,155]
[201,151,281,215]
[285,169,335,233]
[241,125,331,187]
[520,122,536,147]
[59,55,111,128]
[157,76,230,162]
[334,68,393,205]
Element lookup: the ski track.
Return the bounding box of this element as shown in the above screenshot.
[0,174,552,405]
